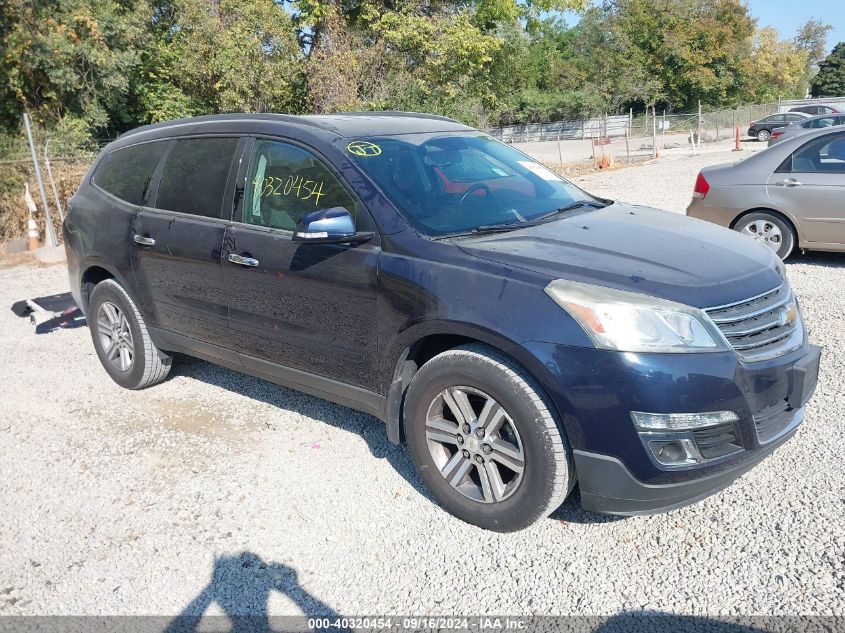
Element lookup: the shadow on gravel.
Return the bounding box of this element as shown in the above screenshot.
[549,488,627,525]
[172,356,432,502]
[162,551,350,633]
[593,612,773,632]
[787,250,845,269]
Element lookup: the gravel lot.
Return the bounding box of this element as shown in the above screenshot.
[1,143,843,619]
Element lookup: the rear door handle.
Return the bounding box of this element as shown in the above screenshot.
[776,178,802,187]
[133,234,155,246]
[228,253,259,267]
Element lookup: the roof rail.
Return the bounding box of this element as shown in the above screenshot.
[116,112,312,139]
[314,110,462,124]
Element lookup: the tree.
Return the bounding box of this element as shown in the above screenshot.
[744,27,808,102]
[572,0,757,111]
[0,0,146,133]
[794,18,833,95]
[794,19,833,69]
[810,43,845,98]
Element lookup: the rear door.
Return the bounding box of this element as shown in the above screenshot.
[131,136,244,351]
[221,137,380,392]
[767,131,845,244]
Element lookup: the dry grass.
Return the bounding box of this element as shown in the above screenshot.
[0,159,91,243]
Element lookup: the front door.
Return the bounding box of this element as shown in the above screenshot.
[131,136,243,350]
[222,138,380,391]
[767,131,845,245]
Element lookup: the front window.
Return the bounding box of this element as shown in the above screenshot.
[243,139,358,231]
[339,133,600,237]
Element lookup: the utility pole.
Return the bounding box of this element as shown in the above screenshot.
[652,106,657,158]
[23,113,58,247]
[44,140,64,222]
[698,100,703,142]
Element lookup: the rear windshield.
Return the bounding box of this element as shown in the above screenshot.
[339,133,596,237]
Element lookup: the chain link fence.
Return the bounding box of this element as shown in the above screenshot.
[488,102,781,146]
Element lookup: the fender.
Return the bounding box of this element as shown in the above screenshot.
[76,257,135,310]
[382,318,544,444]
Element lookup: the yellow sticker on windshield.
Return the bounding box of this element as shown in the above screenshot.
[347,141,382,157]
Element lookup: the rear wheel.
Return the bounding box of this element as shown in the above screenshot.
[88,279,172,389]
[404,344,574,532]
[756,129,771,142]
[734,211,795,260]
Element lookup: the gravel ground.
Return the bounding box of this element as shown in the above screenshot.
[1,145,843,618]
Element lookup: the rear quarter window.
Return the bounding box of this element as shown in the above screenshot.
[92,141,168,205]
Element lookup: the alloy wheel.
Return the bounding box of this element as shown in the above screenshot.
[425,386,525,503]
[96,301,134,372]
[741,219,782,252]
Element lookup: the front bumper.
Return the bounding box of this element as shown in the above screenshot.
[521,340,821,515]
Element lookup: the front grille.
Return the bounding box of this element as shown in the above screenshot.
[705,284,802,361]
[692,423,743,460]
[754,400,800,444]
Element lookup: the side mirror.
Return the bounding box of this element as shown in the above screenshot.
[292,207,373,245]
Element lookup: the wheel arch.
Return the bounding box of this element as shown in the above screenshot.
[383,323,555,445]
[78,260,131,313]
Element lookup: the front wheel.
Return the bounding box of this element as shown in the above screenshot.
[734,211,795,260]
[756,129,771,142]
[404,344,575,532]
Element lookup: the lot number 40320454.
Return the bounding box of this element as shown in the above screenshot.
[254,174,326,207]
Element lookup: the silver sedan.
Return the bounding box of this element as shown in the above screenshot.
[687,127,845,259]
[768,113,845,146]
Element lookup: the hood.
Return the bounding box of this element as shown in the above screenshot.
[458,203,784,308]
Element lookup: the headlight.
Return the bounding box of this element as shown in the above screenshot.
[544,279,730,353]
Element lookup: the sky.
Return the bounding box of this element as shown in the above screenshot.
[745,0,844,53]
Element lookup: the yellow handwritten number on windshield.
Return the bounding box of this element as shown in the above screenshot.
[347,141,382,157]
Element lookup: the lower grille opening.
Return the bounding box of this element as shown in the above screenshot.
[754,400,797,444]
[692,422,743,460]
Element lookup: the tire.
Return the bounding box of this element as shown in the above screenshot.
[756,129,771,142]
[87,279,172,389]
[734,211,795,260]
[404,344,575,532]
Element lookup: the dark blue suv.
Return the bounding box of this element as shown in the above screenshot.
[64,112,820,532]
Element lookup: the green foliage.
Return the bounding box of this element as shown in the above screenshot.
[745,27,808,102]
[0,0,830,138]
[810,43,845,98]
[0,0,146,131]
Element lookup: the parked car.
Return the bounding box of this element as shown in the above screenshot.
[768,113,845,146]
[748,112,810,142]
[688,127,845,259]
[64,113,820,532]
[789,104,841,116]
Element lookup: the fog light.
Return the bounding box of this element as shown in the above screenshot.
[648,439,703,466]
[631,410,738,431]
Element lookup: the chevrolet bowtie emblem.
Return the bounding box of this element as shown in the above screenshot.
[777,303,798,327]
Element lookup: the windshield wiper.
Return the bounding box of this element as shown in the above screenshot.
[549,199,610,215]
[469,200,608,235]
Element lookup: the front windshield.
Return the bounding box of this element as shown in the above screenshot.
[339,132,600,236]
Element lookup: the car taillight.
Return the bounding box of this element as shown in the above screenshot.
[771,130,784,138]
[692,172,710,200]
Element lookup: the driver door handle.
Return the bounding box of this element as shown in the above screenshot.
[133,234,155,246]
[776,178,802,188]
[228,253,259,267]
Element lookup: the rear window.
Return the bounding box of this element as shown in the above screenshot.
[154,137,240,218]
[92,141,167,206]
